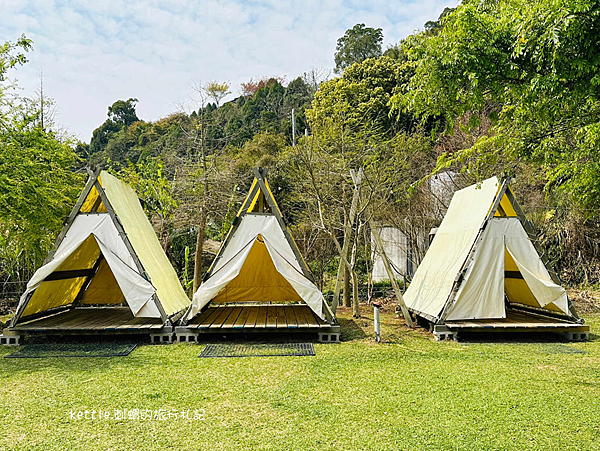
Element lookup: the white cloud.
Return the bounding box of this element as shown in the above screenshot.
[0,0,457,141]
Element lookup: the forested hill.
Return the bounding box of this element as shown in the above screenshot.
[77,75,316,169]
[1,0,599,304]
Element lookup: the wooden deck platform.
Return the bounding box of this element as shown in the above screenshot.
[437,309,590,341]
[445,310,588,330]
[176,305,340,343]
[6,307,165,336]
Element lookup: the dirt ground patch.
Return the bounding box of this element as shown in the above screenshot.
[569,289,600,314]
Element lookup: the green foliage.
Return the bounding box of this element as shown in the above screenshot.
[0,36,82,283]
[0,100,82,279]
[309,56,416,137]
[0,35,32,82]
[229,131,287,171]
[334,23,383,73]
[88,98,140,160]
[395,0,600,216]
[112,158,177,223]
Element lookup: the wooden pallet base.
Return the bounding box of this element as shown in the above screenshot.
[177,305,340,343]
[4,307,168,340]
[431,310,590,341]
[175,324,341,343]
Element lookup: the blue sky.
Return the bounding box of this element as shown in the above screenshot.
[0,0,457,141]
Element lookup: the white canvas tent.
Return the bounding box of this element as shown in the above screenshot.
[404,176,581,326]
[9,169,190,329]
[182,168,334,325]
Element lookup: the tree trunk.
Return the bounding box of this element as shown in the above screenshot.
[193,209,207,293]
[351,238,360,317]
[332,169,363,314]
[343,266,351,307]
[370,219,415,327]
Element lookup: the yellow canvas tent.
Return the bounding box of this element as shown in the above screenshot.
[404,176,588,340]
[178,168,338,342]
[7,169,190,334]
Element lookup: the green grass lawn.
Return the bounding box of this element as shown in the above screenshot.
[1,307,599,450]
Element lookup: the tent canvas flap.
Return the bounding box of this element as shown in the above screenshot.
[186,238,256,320]
[404,177,502,319]
[100,171,190,316]
[263,237,324,319]
[14,214,159,320]
[94,237,156,316]
[446,223,506,320]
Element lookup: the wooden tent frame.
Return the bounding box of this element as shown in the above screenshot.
[418,177,581,326]
[9,168,170,327]
[195,167,335,324]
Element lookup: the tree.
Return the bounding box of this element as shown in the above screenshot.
[0,35,32,82]
[89,98,140,159]
[0,37,82,285]
[394,0,600,216]
[108,98,139,126]
[311,56,417,137]
[423,7,455,34]
[204,81,231,107]
[334,23,383,73]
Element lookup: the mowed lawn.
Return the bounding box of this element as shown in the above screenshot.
[1,306,599,450]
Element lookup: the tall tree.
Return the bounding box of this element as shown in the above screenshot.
[334,23,383,73]
[0,37,82,284]
[394,0,600,216]
[89,98,139,160]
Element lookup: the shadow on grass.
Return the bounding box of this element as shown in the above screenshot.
[338,317,367,341]
[457,330,596,344]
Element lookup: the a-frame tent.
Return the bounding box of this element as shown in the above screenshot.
[404,176,588,340]
[178,168,338,342]
[6,169,190,338]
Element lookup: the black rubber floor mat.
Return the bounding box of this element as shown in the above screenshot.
[5,343,137,358]
[198,342,315,358]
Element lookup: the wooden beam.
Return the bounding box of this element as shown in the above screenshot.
[71,254,105,308]
[91,194,104,213]
[9,304,72,326]
[43,269,95,282]
[370,217,415,328]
